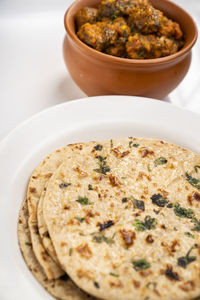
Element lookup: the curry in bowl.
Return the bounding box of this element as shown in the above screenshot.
[75,0,184,59]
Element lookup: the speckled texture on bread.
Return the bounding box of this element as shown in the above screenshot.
[43,137,200,300]
[18,197,94,300]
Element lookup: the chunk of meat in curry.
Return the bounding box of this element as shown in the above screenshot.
[75,7,98,30]
[126,33,179,59]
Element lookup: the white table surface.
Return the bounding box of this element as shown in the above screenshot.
[0,0,199,141]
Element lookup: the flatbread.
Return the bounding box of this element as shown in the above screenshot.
[37,186,60,264]
[18,197,94,300]
[37,143,96,265]
[27,143,93,280]
[43,137,200,300]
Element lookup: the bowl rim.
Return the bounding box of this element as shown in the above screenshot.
[64,0,198,66]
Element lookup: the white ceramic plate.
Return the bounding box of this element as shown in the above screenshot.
[0,95,200,300]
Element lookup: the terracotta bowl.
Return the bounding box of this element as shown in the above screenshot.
[63,0,197,99]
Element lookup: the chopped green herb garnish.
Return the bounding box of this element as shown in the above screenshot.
[88,184,93,190]
[154,157,168,167]
[138,47,146,58]
[131,197,145,211]
[92,232,115,245]
[128,137,132,148]
[186,173,200,190]
[94,156,111,175]
[92,235,103,243]
[110,139,113,148]
[133,143,140,148]
[76,196,93,205]
[147,164,152,172]
[94,144,103,151]
[134,216,157,231]
[174,203,194,219]
[132,259,150,271]
[69,248,73,256]
[97,220,114,231]
[124,196,144,211]
[102,235,115,245]
[164,266,180,281]
[194,165,200,173]
[151,194,168,207]
[79,232,85,236]
[129,142,139,148]
[177,244,198,268]
[128,137,139,148]
[75,217,84,223]
[122,197,128,203]
[134,219,147,231]
[184,232,195,239]
[109,272,119,277]
[59,182,71,189]
[191,218,200,232]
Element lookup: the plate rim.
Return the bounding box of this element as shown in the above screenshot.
[1,95,200,150]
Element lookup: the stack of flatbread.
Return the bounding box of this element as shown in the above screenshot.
[18,137,200,300]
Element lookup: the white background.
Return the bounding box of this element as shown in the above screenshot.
[0,0,199,141]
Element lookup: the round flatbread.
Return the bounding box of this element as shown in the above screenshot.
[43,137,200,300]
[27,143,93,279]
[36,143,97,265]
[18,197,94,300]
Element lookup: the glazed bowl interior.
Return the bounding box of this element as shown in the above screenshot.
[64,0,197,64]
